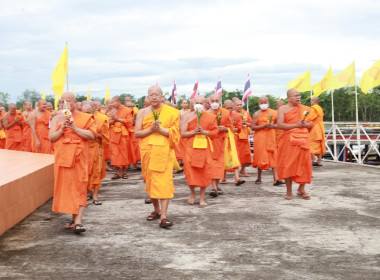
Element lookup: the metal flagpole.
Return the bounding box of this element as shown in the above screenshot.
[331,90,337,161]
[66,41,69,92]
[355,83,361,164]
[246,97,249,113]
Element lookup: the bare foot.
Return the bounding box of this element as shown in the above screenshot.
[284,194,293,200]
[220,179,227,184]
[187,195,195,205]
[199,200,208,207]
[240,172,250,177]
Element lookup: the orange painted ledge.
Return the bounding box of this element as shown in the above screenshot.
[0,150,54,236]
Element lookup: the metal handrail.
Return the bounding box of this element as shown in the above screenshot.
[324,122,380,165]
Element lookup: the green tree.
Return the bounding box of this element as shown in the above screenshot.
[0,92,10,110]
[16,89,41,109]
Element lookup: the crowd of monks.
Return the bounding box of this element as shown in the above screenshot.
[0,87,326,233]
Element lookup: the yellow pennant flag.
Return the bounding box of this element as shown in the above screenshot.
[42,90,46,100]
[51,45,68,109]
[286,70,311,92]
[104,85,110,104]
[312,67,333,97]
[359,59,380,94]
[87,88,91,100]
[329,62,356,90]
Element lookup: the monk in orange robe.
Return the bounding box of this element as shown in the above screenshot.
[3,103,23,151]
[307,96,325,166]
[109,96,133,179]
[207,94,233,197]
[222,100,245,186]
[275,100,285,146]
[103,99,112,170]
[180,95,218,207]
[21,101,33,152]
[125,101,141,170]
[82,103,110,205]
[29,99,53,154]
[252,96,283,186]
[49,92,97,234]
[233,99,252,177]
[135,86,180,228]
[0,106,6,149]
[277,89,314,200]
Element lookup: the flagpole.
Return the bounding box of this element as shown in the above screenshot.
[331,90,337,161]
[246,97,249,113]
[66,41,69,92]
[355,83,361,164]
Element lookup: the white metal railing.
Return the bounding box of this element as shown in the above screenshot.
[324,122,380,165]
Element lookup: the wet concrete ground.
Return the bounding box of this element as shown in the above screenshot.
[0,162,379,279]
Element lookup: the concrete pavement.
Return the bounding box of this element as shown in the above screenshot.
[0,162,379,279]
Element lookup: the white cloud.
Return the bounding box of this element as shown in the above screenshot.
[0,0,379,101]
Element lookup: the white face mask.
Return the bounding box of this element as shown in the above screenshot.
[260,104,268,110]
[194,104,204,112]
[210,102,220,110]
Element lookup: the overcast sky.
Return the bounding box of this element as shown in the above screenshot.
[1,0,379,102]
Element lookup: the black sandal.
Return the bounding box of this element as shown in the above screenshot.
[159,218,173,228]
[209,189,218,197]
[255,178,262,184]
[146,211,161,221]
[111,173,121,180]
[217,187,224,195]
[73,224,86,234]
[92,200,102,205]
[64,220,75,229]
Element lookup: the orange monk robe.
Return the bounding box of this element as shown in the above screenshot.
[127,110,141,164]
[31,110,53,154]
[236,110,252,165]
[52,112,97,214]
[22,111,33,152]
[306,104,326,155]
[210,107,233,179]
[110,106,133,167]
[5,112,23,151]
[140,105,180,199]
[88,113,110,190]
[252,109,278,170]
[277,105,314,184]
[225,111,242,172]
[0,111,5,149]
[183,112,218,187]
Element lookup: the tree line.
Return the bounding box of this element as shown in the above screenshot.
[1,85,379,122]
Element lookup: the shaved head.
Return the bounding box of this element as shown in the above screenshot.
[287,88,301,105]
[259,96,268,104]
[276,100,285,110]
[194,95,205,104]
[224,99,234,111]
[8,103,16,110]
[210,94,221,102]
[311,96,319,104]
[234,99,243,112]
[148,85,163,95]
[61,92,76,101]
[82,103,93,114]
[224,100,234,106]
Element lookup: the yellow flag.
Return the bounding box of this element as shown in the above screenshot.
[54,95,59,110]
[87,88,91,100]
[51,45,68,109]
[359,59,380,94]
[329,62,356,90]
[286,70,311,92]
[42,90,46,100]
[312,67,333,97]
[104,85,110,104]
